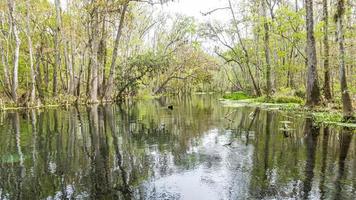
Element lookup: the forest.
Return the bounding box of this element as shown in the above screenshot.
[0,0,355,119]
[0,1,356,199]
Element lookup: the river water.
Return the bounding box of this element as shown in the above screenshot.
[0,95,355,200]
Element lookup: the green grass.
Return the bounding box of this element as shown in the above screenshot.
[312,112,343,124]
[222,92,251,100]
[256,95,304,104]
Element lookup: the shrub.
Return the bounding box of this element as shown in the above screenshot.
[273,96,304,104]
[294,89,305,99]
[256,95,304,104]
[223,92,251,100]
[279,87,294,96]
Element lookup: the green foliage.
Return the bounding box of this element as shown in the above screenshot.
[256,95,304,104]
[223,92,251,100]
[312,112,343,125]
[127,51,168,72]
[294,89,305,99]
[117,51,168,95]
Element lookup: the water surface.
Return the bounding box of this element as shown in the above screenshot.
[0,95,355,199]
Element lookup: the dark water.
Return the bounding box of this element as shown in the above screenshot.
[0,95,355,200]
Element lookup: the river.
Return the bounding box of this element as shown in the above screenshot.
[0,95,355,199]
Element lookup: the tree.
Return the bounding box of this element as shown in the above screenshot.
[25,0,36,105]
[335,0,353,119]
[53,0,61,97]
[88,2,100,103]
[305,0,320,107]
[322,0,332,101]
[261,0,272,98]
[7,0,20,103]
[104,1,129,101]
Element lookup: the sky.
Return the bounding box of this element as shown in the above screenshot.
[50,0,231,23]
[155,0,231,23]
[49,0,232,52]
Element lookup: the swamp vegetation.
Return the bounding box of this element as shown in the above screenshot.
[0,0,354,118]
[0,0,355,199]
[0,95,355,199]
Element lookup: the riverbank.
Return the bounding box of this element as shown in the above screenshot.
[1,95,354,199]
[1,93,355,129]
[220,97,355,128]
[0,96,118,111]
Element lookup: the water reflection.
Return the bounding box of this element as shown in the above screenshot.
[334,127,353,200]
[302,118,319,199]
[319,126,329,200]
[0,95,355,200]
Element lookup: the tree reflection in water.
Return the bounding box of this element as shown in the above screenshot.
[0,95,354,199]
[302,118,319,199]
[334,127,353,200]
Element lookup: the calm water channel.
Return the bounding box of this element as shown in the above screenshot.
[0,95,355,200]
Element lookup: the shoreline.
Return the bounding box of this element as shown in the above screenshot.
[1,95,355,129]
[220,98,356,128]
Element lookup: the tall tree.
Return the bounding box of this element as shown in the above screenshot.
[261,0,272,98]
[7,0,21,103]
[53,0,61,97]
[0,13,11,97]
[305,0,320,107]
[322,0,332,101]
[335,0,353,119]
[228,0,262,96]
[25,0,36,105]
[88,2,100,103]
[104,1,129,101]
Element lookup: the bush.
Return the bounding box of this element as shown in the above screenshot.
[223,92,251,100]
[294,89,305,99]
[273,96,304,104]
[256,95,304,104]
[279,87,294,96]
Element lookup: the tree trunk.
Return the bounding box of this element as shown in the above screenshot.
[25,0,36,105]
[35,48,45,102]
[64,41,74,95]
[104,2,128,100]
[0,14,11,96]
[262,0,272,97]
[53,0,61,97]
[305,0,320,107]
[98,12,107,99]
[0,43,11,96]
[68,0,76,95]
[89,6,100,103]
[228,0,261,96]
[335,0,353,119]
[322,0,332,101]
[7,0,21,104]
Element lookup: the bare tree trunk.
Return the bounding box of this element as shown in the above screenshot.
[98,12,107,99]
[0,43,11,96]
[35,48,45,102]
[89,6,100,103]
[335,0,353,119]
[228,0,261,96]
[104,2,128,100]
[53,0,61,97]
[64,41,74,95]
[262,0,272,97]
[25,0,36,105]
[0,13,11,95]
[67,0,75,96]
[305,0,320,107]
[322,0,332,101]
[7,0,21,104]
